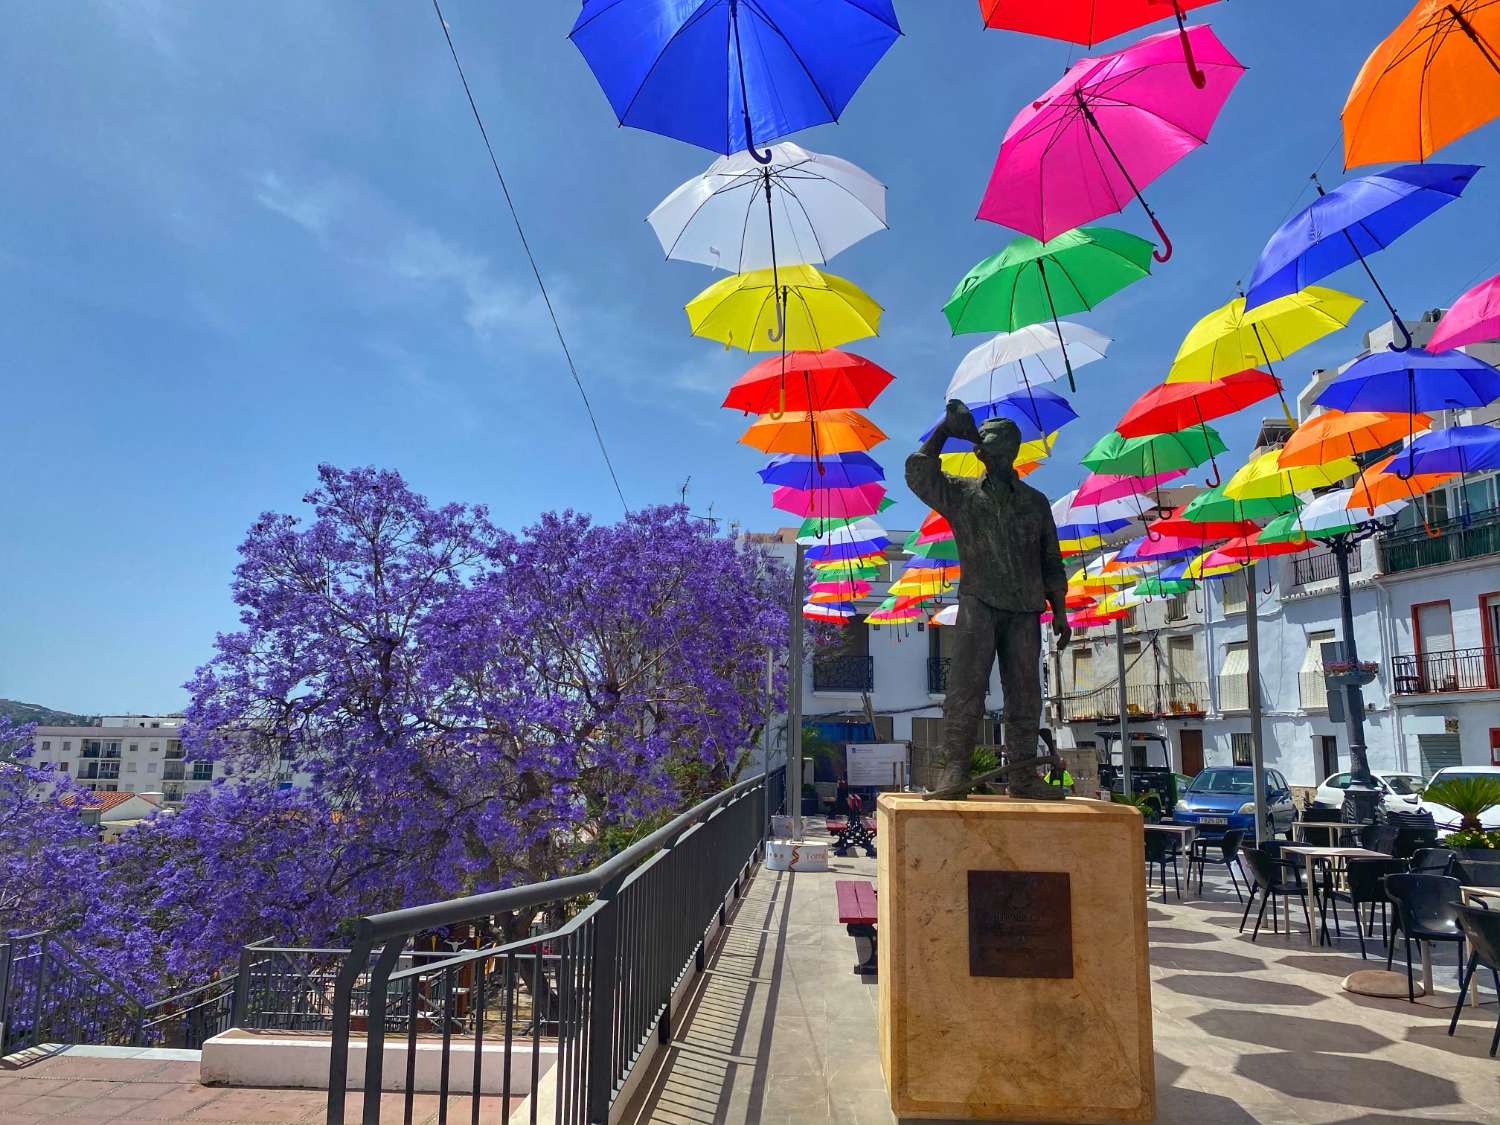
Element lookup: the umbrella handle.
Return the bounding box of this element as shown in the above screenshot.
[1172,2,1207,88]
[1203,460,1221,488]
[1262,568,1274,596]
[1387,317,1414,353]
[768,289,786,343]
[768,385,785,421]
[1422,514,1442,539]
[1150,213,1173,263]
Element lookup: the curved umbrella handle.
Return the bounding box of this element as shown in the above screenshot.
[1422,514,1442,540]
[768,385,785,421]
[1386,317,1414,353]
[748,138,775,165]
[767,289,786,343]
[1173,2,1207,89]
[1203,459,1222,488]
[1262,568,1274,596]
[1151,213,1174,263]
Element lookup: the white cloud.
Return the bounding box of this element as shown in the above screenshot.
[253,171,341,238]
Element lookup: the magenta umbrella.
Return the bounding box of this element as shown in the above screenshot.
[1075,468,1188,506]
[771,482,886,518]
[1428,273,1500,353]
[977,24,1244,258]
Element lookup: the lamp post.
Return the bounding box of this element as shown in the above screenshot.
[1321,528,1386,825]
[789,543,805,840]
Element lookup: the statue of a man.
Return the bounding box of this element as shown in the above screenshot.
[906,400,1071,799]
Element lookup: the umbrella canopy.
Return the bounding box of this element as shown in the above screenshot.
[1181,481,1301,523]
[1382,425,1500,477]
[978,0,1222,47]
[808,583,872,603]
[1302,487,1409,528]
[771,482,886,518]
[1314,348,1500,416]
[723,349,893,414]
[1147,503,1259,541]
[1204,532,1313,567]
[740,409,887,454]
[804,603,858,621]
[1117,369,1281,438]
[1081,426,1226,475]
[812,563,882,584]
[1133,576,1196,597]
[649,143,886,271]
[1051,488,1144,525]
[1117,532,1203,562]
[1243,165,1480,337]
[1428,273,1500,353]
[909,538,961,561]
[940,437,1052,478]
[1168,287,1363,381]
[977,26,1244,249]
[798,517,886,545]
[944,228,1152,388]
[930,603,959,626]
[1223,448,1359,501]
[689,264,882,352]
[1074,468,1187,505]
[1183,549,1247,580]
[919,510,952,539]
[806,539,887,562]
[922,387,1078,447]
[569,0,900,158]
[1258,503,1356,543]
[1348,455,1455,513]
[1279,409,1430,467]
[1057,518,1132,541]
[758,451,885,490]
[1342,0,1500,169]
[946,322,1112,401]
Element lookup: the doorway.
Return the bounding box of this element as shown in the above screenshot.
[1319,735,1339,780]
[1179,729,1204,777]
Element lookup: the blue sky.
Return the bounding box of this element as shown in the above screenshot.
[3,1,1498,713]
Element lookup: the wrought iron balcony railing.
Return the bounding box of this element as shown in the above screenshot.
[928,656,951,694]
[1291,546,1362,586]
[1379,508,1500,575]
[813,653,874,692]
[1391,646,1500,695]
[1059,681,1206,722]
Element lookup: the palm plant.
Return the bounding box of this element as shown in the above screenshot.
[1424,775,1500,833]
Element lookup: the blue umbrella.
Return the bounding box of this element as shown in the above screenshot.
[758,451,885,490]
[569,0,901,162]
[920,386,1078,448]
[806,536,887,562]
[1057,518,1132,540]
[1115,534,1199,564]
[1244,164,1480,350]
[1380,425,1500,477]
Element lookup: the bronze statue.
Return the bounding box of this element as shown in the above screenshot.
[906,401,1070,799]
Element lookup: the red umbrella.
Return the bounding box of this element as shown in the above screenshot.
[722,349,893,416]
[917,510,953,542]
[1116,369,1281,438]
[980,1,1224,82]
[1203,533,1313,568]
[1147,504,1259,541]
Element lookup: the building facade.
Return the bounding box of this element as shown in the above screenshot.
[27,715,239,806]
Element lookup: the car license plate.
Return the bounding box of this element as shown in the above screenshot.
[1199,816,1227,826]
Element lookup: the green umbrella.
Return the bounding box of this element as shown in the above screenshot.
[1082,426,1227,477]
[1258,507,1357,543]
[943,227,1154,391]
[1132,576,1196,597]
[907,537,960,561]
[1180,481,1301,524]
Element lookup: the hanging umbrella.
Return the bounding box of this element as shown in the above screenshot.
[1258,504,1354,543]
[1133,576,1196,597]
[1057,518,1133,541]
[1243,164,1480,349]
[1342,0,1500,169]
[1074,468,1187,505]
[1348,454,1455,514]
[1222,447,1359,501]
[922,387,1078,447]
[1428,273,1500,353]
[1314,348,1500,472]
[771,482,886,518]
[649,143,886,271]
[979,1,1224,75]
[724,350,892,415]
[1051,488,1143,526]
[1147,503,1259,541]
[805,603,858,621]
[1278,409,1430,467]
[918,510,952,539]
[909,538,961,561]
[977,26,1244,253]
[1180,481,1301,523]
[940,434,1054,479]
[689,264,882,352]
[569,0,900,160]
[1182,549,1247,579]
[798,517,886,545]
[808,584,873,604]
[1081,425,1227,476]
[758,451,884,490]
[1116,370,1281,479]
[741,409,886,454]
[813,563,882,585]
[1116,533,1202,562]
[1382,425,1500,477]
[1204,532,1313,568]
[930,603,960,627]
[1060,534,1107,556]
[944,228,1152,389]
[946,322,1111,403]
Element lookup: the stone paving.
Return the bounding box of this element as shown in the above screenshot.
[619,840,1500,1125]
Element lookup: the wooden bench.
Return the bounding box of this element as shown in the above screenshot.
[835,879,878,976]
[825,812,877,858]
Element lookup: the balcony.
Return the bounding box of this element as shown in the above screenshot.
[163,763,185,781]
[812,654,874,693]
[1059,681,1206,722]
[1379,509,1500,575]
[1392,646,1500,695]
[927,656,950,694]
[1291,546,1362,586]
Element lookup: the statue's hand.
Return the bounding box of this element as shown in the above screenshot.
[944,399,981,445]
[1052,617,1072,651]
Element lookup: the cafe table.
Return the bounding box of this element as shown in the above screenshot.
[1289,821,1365,843]
[1277,845,1392,948]
[1145,823,1198,900]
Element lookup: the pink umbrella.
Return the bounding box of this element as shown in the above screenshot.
[977,24,1244,256]
[1428,273,1500,353]
[1074,468,1188,505]
[771,482,885,518]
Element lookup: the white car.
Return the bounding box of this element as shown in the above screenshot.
[1419,765,1500,833]
[1313,770,1428,815]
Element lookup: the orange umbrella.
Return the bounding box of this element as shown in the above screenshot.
[739,409,886,455]
[1279,409,1430,467]
[1346,454,1455,513]
[1342,0,1500,169]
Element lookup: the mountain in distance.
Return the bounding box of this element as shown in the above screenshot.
[0,699,98,727]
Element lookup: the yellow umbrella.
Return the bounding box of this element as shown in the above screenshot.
[1222,447,1358,501]
[1059,535,1105,555]
[1098,589,1148,614]
[889,572,956,597]
[939,434,1053,479]
[1168,287,1363,385]
[1183,549,1246,580]
[686,264,882,352]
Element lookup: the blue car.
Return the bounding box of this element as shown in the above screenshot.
[1172,766,1296,840]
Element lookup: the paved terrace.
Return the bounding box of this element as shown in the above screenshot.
[3,839,1497,1124]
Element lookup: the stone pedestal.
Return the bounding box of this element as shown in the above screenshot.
[877,794,1154,1123]
[764,839,828,871]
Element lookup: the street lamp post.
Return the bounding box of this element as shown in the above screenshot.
[1324,530,1384,825]
[789,543,806,841]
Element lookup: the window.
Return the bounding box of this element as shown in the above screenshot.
[1327,771,1351,790]
[1220,572,1248,615]
[1219,643,1250,711]
[147,762,157,774]
[1299,630,1336,710]
[62,741,71,752]
[58,762,69,773]
[1165,594,1188,622]
[1491,728,1500,767]
[126,761,137,773]
[191,761,214,781]
[129,743,139,753]
[1231,733,1253,766]
[41,741,51,751]
[149,744,159,753]
[1319,737,1340,779]
[1072,646,1094,692]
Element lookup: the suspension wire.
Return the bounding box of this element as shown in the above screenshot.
[429,0,629,513]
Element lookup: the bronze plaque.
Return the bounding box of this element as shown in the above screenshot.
[967,870,1073,978]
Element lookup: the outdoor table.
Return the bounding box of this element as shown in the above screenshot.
[1289,821,1365,843]
[1460,886,1499,1005]
[1146,823,1197,900]
[1278,845,1391,949]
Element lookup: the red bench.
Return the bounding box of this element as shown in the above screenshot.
[835,879,878,976]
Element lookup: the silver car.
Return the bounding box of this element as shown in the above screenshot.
[1313,770,1428,815]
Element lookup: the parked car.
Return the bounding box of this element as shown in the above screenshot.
[1313,770,1428,815]
[1419,765,1500,833]
[1172,766,1296,840]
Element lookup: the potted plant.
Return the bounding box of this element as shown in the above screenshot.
[1424,775,1500,859]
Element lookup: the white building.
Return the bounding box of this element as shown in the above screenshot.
[28,715,236,806]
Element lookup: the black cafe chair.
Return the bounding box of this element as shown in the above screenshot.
[1384,873,1467,1004]
[1448,903,1500,1057]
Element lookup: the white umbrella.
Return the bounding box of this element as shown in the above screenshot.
[930,604,959,626]
[648,143,887,273]
[1051,489,1142,526]
[1298,488,1408,528]
[946,323,1111,403]
[796,519,887,548]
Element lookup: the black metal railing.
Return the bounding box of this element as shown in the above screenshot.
[1059,681,1207,722]
[1291,546,1363,586]
[1379,509,1500,574]
[927,656,950,694]
[0,931,236,1055]
[1391,646,1500,695]
[812,654,874,692]
[317,771,776,1125]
